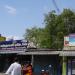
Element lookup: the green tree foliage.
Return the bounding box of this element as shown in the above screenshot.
[24,9,75,49]
[24,27,45,48]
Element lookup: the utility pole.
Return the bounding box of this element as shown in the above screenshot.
[52,0,60,13]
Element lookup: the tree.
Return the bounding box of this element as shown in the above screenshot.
[44,9,75,49]
[24,27,45,48]
[61,9,75,34]
[24,9,75,49]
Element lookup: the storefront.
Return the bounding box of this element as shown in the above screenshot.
[2,49,75,75]
[33,55,61,75]
[67,57,75,75]
[19,50,62,75]
[0,53,32,73]
[60,51,75,75]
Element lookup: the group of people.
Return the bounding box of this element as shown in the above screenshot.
[5,57,32,75]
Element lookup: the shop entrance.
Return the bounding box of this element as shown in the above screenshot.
[0,54,17,72]
[67,57,75,75]
[0,54,32,73]
[33,55,61,75]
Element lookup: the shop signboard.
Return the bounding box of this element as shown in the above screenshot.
[64,34,75,46]
[0,40,28,50]
[69,34,75,46]
[64,36,69,46]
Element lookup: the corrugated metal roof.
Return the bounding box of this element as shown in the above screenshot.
[0,48,59,55]
[18,51,60,55]
[0,50,25,54]
[0,48,75,56]
[17,50,75,56]
[59,51,75,56]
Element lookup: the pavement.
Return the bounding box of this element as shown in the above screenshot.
[0,73,5,75]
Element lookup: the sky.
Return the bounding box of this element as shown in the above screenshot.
[0,0,75,39]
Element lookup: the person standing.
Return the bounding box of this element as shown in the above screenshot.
[5,57,21,75]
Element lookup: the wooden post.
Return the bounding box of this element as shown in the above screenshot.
[31,55,34,68]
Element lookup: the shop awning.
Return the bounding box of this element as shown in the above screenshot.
[0,50,25,54]
[59,51,75,56]
[18,51,60,55]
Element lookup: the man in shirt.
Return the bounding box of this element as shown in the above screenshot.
[5,57,21,75]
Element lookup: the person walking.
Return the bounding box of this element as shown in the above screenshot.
[5,57,21,75]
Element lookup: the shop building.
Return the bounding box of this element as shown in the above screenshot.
[0,34,75,75]
[0,47,75,75]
